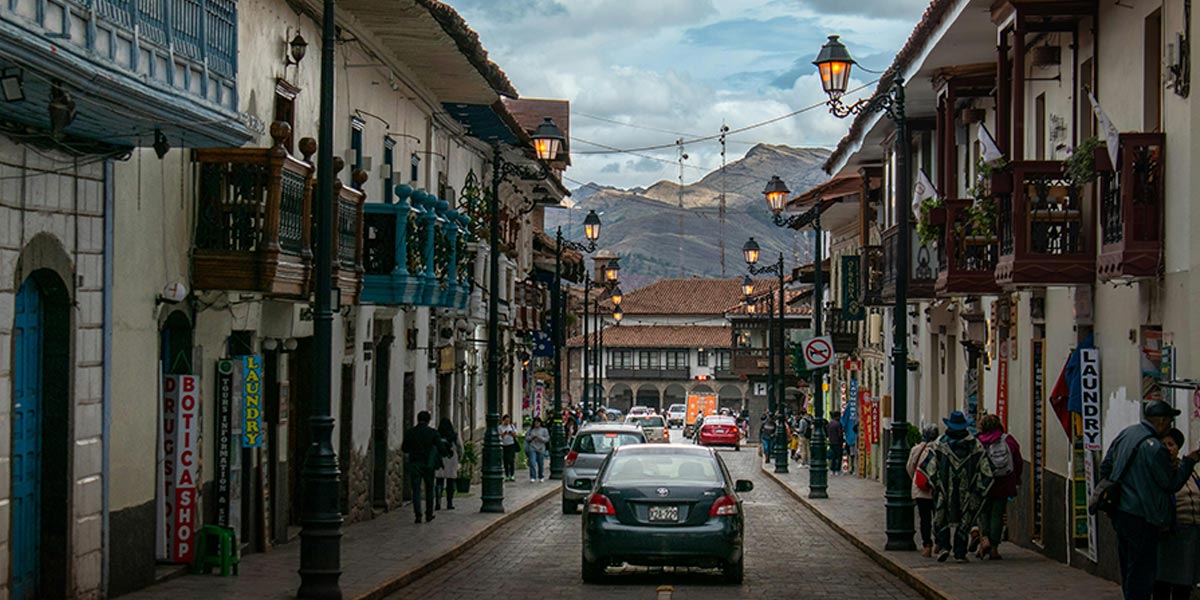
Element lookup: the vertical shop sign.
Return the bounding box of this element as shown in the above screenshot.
[242,355,264,447]
[159,375,200,563]
[216,360,234,526]
[871,394,881,443]
[841,255,864,321]
[1080,349,1102,451]
[996,340,1010,428]
[534,382,545,417]
[1031,338,1046,543]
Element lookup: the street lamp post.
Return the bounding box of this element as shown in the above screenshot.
[297,0,342,590]
[552,211,601,479]
[481,118,567,513]
[813,34,915,549]
[741,245,790,474]
[752,177,830,498]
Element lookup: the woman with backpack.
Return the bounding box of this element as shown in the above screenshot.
[977,414,1022,559]
[434,418,462,511]
[907,424,939,557]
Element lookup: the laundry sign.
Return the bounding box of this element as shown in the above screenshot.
[1080,349,1101,451]
[242,355,265,447]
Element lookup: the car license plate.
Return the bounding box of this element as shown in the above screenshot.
[648,505,679,522]
[714,428,725,434]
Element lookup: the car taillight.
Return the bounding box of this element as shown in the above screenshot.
[565,451,579,467]
[710,494,739,517]
[586,493,616,515]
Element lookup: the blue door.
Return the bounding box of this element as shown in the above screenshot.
[12,278,42,600]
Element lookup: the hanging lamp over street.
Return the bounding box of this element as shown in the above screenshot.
[532,117,566,161]
[813,35,856,99]
[610,284,623,306]
[742,237,761,266]
[613,305,624,323]
[762,176,791,213]
[605,257,621,282]
[741,275,755,297]
[583,209,602,242]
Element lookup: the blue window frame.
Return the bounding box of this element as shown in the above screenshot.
[350,117,365,188]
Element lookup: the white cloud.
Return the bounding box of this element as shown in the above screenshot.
[452,0,926,189]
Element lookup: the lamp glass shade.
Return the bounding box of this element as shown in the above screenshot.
[610,285,623,306]
[613,306,624,322]
[583,210,601,242]
[747,304,757,315]
[604,257,621,282]
[290,33,308,63]
[741,275,754,297]
[742,238,761,265]
[532,117,566,161]
[813,35,856,98]
[762,176,790,213]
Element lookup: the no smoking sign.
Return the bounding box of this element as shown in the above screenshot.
[802,336,834,370]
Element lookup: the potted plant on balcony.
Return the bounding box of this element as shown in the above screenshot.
[916,195,945,247]
[1065,136,1105,190]
[973,155,1011,196]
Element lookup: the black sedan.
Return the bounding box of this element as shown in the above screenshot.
[580,444,753,583]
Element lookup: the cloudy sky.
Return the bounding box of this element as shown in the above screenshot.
[452,0,930,191]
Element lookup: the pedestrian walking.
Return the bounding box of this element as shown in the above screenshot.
[434,418,462,511]
[1154,427,1200,600]
[499,414,519,481]
[923,410,992,562]
[795,410,813,466]
[907,424,939,557]
[977,414,1022,559]
[760,414,778,464]
[525,416,550,482]
[1100,401,1199,600]
[401,410,444,524]
[826,412,844,475]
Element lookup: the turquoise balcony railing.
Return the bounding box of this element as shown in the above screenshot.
[361,185,471,308]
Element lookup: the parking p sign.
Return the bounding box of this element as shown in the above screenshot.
[802,336,835,370]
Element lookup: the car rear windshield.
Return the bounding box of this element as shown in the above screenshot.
[631,416,665,428]
[704,417,736,426]
[604,452,722,486]
[573,432,644,455]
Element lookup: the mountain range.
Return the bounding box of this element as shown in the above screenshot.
[546,144,832,290]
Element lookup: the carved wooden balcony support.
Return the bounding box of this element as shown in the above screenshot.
[1098,133,1165,282]
[994,160,1095,286]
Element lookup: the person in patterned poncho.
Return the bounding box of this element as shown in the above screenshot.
[918,410,993,562]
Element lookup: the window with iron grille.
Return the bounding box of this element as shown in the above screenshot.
[665,351,688,369]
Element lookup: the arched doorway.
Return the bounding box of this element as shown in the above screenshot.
[691,384,714,395]
[607,384,633,413]
[662,384,686,411]
[635,384,660,410]
[12,270,71,600]
[719,384,744,412]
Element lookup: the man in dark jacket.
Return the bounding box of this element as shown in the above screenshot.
[1100,400,1200,599]
[402,410,443,524]
[827,411,845,475]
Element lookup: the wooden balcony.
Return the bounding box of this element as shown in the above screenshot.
[361,185,471,308]
[881,225,937,303]
[1098,133,1164,282]
[994,160,1094,286]
[732,348,770,377]
[936,200,1001,296]
[192,125,315,298]
[513,280,545,332]
[605,367,691,380]
[328,170,366,307]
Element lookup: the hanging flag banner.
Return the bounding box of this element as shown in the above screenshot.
[841,255,865,321]
[978,123,1005,165]
[913,169,938,218]
[158,375,200,563]
[1080,349,1102,451]
[1087,90,1120,171]
[242,355,264,447]
[997,340,1010,428]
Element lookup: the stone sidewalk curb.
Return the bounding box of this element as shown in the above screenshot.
[353,485,558,600]
[760,464,949,600]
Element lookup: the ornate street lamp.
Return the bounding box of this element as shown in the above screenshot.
[610,284,623,306]
[604,256,621,282]
[613,305,624,323]
[742,238,761,266]
[742,238,790,474]
[752,176,829,490]
[583,209,602,242]
[741,275,755,297]
[479,118,568,514]
[553,214,601,480]
[814,34,915,551]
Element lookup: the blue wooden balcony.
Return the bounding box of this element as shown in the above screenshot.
[1,0,252,147]
[361,185,471,308]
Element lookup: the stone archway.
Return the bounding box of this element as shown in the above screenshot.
[662,383,686,411]
[607,383,633,413]
[690,384,714,395]
[635,384,661,410]
[719,384,744,412]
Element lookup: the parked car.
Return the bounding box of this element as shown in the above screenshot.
[581,444,753,583]
[666,404,687,428]
[562,424,646,514]
[626,415,670,443]
[603,407,624,422]
[628,406,651,417]
[697,415,740,450]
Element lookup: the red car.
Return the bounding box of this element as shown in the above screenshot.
[697,416,741,450]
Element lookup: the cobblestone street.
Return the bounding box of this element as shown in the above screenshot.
[392,446,920,600]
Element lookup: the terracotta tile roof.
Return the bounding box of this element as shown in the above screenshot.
[567,326,732,349]
[822,0,958,173]
[726,288,813,316]
[415,0,518,98]
[600,277,776,315]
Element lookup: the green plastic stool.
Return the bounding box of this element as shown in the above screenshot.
[191,525,239,576]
